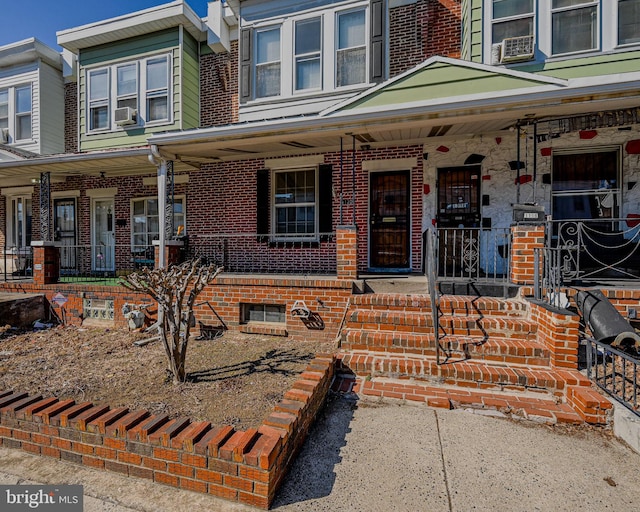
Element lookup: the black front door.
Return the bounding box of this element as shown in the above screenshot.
[54,198,77,270]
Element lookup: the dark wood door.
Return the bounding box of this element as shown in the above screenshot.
[370,171,410,269]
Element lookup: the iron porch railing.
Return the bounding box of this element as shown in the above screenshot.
[585,336,639,417]
[1,246,33,281]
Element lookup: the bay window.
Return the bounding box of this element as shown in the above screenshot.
[0,85,33,143]
[14,86,31,140]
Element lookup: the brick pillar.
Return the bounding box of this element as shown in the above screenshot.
[510,225,545,285]
[336,225,358,280]
[153,240,184,269]
[530,300,580,368]
[31,242,59,285]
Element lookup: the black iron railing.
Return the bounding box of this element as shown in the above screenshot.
[1,246,33,281]
[585,337,639,417]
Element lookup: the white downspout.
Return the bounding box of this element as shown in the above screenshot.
[149,145,167,269]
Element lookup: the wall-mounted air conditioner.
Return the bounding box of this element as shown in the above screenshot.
[0,128,9,144]
[500,35,535,63]
[114,107,137,126]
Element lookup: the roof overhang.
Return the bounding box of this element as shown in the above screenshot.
[149,67,640,163]
[0,38,62,71]
[0,147,196,188]
[57,1,206,53]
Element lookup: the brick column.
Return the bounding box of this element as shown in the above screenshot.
[153,240,184,269]
[510,224,545,285]
[31,241,59,285]
[529,300,580,368]
[336,225,358,280]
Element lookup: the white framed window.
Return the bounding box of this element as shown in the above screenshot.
[618,0,640,45]
[131,196,185,251]
[551,0,598,55]
[7,195,32,249]
[491,0,534,44]
[256,27,281,98]
[0,85,33,143]
[273,168,318,238]
[86,53,172,133]
[336,8,367,87]
[241,303,286,324]
[295,17,322,91]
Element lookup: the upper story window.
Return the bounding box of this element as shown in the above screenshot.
[0,85,32,143]
[240,0,385,103]
[86,54,171,133]
[487,0,640,62]
[551,0,598,55]
[491,0,534,43]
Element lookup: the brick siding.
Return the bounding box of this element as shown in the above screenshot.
[64,82,78,153]
[200,41,239,128]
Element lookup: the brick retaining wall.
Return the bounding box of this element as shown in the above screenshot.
[0,354,336,509]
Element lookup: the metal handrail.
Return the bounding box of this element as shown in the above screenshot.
[426,230,446,364]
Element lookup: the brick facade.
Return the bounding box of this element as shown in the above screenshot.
[64,82,78,153]
[389,0,461,78]
[200,41,239,128]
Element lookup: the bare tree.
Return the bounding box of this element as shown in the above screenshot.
[120,259,222,384]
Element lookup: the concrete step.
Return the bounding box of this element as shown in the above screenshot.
[340,330,550,366]
[345,310,536,339]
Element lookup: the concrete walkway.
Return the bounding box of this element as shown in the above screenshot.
[1,394,639,511]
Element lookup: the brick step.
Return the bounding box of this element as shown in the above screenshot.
[351,293,528,317]
[340,330,550,366]
[345,310,536,339]
[338,351,574,394]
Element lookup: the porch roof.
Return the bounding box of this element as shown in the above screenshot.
[150,58,640,163]
[0,147,196,187]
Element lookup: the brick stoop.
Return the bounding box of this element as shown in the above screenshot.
[338,292,612,425]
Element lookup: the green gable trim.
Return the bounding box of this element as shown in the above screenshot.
[341,61,563,111]
[79,28,180,66]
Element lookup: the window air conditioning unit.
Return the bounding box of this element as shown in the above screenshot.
[500,35,535,63]
[0,128,8,144]
[114,107,137,126]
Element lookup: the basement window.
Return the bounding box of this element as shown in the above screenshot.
[242,304,286,324]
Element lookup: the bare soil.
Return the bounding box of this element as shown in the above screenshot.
[0,325,337,430]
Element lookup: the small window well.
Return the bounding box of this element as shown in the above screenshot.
[242,304,286,324]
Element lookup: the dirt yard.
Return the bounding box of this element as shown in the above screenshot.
[0,325,336,429]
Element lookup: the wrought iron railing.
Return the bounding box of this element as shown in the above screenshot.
[585,336,639,417]
[1,246,33,281]
[425,230,446,364]
[183,232,337,275]
[56,244,151,283]
[533,246,574,308]
[549,218,640,282]
[436,227,511,284]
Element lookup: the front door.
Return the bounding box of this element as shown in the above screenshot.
[92,198,115,272]
[369,171,410,269]
[437,166,481,275]
[54,198,77,272]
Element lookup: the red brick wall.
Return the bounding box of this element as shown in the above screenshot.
[200,42,239,128]
[510,225,545,285]
[529,300,580,369]
[0,353,336,509]
[389,0,461,78]
[64,82,78,153]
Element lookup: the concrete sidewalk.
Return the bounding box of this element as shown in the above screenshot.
[1,394,638,511]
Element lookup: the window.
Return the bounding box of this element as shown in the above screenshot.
[242,304,286,324]
[0,89,8,136]
[491,0,534,44]
[273,169,317,237]
[8,195,32,248]
[14,86,31,140]
[256,28,281,98]
[131,197,185,251]
[86,54,171,132]
[295,18,322,91]
[619,0,640,45]
[552,0,598,55]
[0,85,33,143]
[336,9,367,86]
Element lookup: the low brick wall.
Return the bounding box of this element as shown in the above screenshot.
[529,300,580,369]
[0,353,336,509]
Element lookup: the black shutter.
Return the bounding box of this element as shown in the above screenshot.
[318,164,333,238]
[240,28,253,102]
[256,169,269,241]
[370,0,386,83]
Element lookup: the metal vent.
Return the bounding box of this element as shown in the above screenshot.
[114,107,137,126]
[501,35,535,63]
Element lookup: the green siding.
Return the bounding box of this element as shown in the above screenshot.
[342,62,561,110]
[470,0,483,63]
[78,29,189,152]
[79,29,180,66]
[181,31,200,130]
[517,50,640,80]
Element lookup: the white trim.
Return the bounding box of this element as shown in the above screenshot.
[362,158,417,171]
[1,186,34,196]
[265,155,325,169]
[270,166,319,241]
[86,187,118,197]
[142,174,189,187]
[51,190,80,198]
